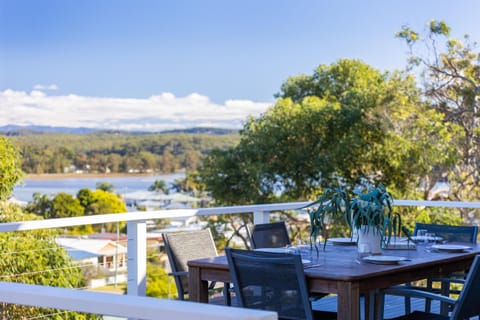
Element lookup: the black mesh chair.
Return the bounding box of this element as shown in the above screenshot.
[378,255,480,320]
[225,248,336,320]
[413,223,478,243]
[162,229,231,305]
[386,223,478,315]
[416,223,477,314]
[249,221,291,249]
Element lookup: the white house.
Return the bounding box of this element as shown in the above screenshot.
[56,237,128,272]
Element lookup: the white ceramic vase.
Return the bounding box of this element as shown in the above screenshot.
[357,225,382,255]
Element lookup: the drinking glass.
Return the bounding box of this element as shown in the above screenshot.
[425,232,436,250]
[417,229,427,244]
[357,243,371,260]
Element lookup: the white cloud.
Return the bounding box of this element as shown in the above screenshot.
[33,84,59,91]
[0,89,272,132]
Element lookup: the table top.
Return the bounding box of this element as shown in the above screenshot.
[187,242,480,282]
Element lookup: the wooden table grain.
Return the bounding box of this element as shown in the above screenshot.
[188,243,480,320]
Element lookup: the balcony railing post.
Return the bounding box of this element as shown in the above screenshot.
[127,220,147,296]
[253,211,270,225]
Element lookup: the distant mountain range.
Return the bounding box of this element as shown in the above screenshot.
[0,125,238,135]
[0,125,97,134]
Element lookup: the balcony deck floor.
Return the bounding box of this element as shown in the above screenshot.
[312,294,447,320]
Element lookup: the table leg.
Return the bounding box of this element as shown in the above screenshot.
[364,291,373,320]
[440,280,450,316]
[188,265,209,303]
[337,282,360,320]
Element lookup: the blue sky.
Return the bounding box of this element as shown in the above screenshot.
[1,0,479,131]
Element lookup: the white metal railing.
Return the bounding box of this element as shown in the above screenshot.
[0,200,479,318]
[0,281,276,320]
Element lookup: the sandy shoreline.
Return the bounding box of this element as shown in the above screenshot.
[25,173,164,180]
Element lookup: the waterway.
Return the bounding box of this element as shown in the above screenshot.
[12,173,185,203]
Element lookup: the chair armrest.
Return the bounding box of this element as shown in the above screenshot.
[382,286,456,306]
[168,271,189,277]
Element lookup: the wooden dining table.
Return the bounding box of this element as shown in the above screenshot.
[187,241,480,320]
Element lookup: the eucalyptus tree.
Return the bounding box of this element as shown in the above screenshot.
[199,60,463,245]
[397,20,480,204]
[199,59,457,205]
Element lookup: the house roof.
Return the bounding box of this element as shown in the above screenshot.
[56,237,127,261]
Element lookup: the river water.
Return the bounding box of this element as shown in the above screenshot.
[12,173,185,203]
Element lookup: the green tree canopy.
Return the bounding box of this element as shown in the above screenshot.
[96,181,115,193]
[26,188,127,233]
[51,192,85,218]
[86,189,127,215]
[148,179,168,194]
[199,59,457,204]
[397,20,480,205]
[0,203,97,319]
[0,136,24,201]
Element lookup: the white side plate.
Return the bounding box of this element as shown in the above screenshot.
[431,244,471,253]
[363,255,407,265]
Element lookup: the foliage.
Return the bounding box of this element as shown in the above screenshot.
[0,203,98,319]
[77,188,94,208]
[397,20,480,209]
[7,131,239,175]
[171,171,208,196]
[306,184,405,248]
[395,206,464,233]
[96,181,115,193]
[199,59,456,205]
[146,264,171,298]
[50,192,85,218]
[350,184,396,234]
[148,179,168,193]
[145,261,174,298]
[84,189,127,216]
[80,189,127,233]
[307,188,351,245]
[26,193,54,218]
[0,136,24,201]
[123,251,175,299]
[26,188,127,233]
[203,215,251,250]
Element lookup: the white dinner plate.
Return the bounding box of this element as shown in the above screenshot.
[431,244,472,253]
[328,237,357,246]
[363,255,407,265]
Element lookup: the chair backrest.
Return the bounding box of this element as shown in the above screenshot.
[226,248,313,320]
[249,221,291,249]
[451,255,480,320]
[162,229,218,297]
[414,223,478,243]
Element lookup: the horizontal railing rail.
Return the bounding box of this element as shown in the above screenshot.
[0,199,479,319]
[0,201,309,232]
[2,200,478,232]
[0,281,277,320]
